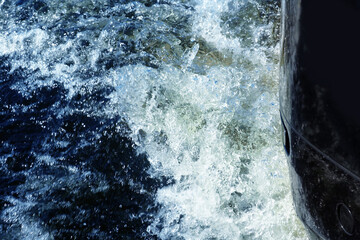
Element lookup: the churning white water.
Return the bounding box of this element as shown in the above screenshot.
[0,0,307,239]
[107,1,306,239]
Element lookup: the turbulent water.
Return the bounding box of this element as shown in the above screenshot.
[0,0,307,239]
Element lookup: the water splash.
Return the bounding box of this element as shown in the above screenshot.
[0,0,307,239]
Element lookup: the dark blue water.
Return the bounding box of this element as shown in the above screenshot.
[0,54,170,239]
[0,0,307,239]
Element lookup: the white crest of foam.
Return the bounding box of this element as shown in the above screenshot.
[107,58,306,239]
[0,28,48,57]
[106,0,307,238]
[192,0,242,53]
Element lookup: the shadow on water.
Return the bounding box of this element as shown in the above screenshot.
[0,56,170,239]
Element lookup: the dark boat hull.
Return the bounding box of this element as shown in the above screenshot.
[280,0,360,239]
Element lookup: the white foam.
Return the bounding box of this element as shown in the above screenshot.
[109,61,306,239]
[0,0,307,238]
[108,0,307,239]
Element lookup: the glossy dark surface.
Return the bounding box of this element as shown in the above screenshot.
[280,0,360,176]
[282,118,360,239]
[280,0,360,239]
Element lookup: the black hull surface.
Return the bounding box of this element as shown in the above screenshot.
[280,0,360,239]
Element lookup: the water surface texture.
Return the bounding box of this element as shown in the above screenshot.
[0,0,306,239]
